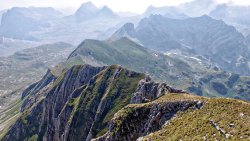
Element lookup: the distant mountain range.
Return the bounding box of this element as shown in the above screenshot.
[1,0,250,45]
[112,15,250,75]
[141,0,250,36]
[0,7,63,40]
[0,2,122,45]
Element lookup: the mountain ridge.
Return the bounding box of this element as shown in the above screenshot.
[2,64,249,141]
[66,37,250,101]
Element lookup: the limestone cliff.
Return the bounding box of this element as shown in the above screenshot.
[3,64,178,141]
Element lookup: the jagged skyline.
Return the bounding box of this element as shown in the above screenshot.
[0,0,250,14]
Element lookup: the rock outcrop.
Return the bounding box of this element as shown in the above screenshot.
[92,99,202,141]
[92,93,250,141]
[21,69,57,111]
[130,76,185,104]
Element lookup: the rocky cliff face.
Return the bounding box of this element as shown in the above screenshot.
[130,76,185,104]
[2,65,105,141]
[111,23,136,40]
[3,64,181,141]
[20,69,57,111]
[92,100,202,141]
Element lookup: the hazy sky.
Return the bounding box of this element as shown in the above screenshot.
[0,0,250,14]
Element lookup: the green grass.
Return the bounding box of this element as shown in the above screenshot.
[138,94,250,140]
[102,93,250,140]
[27,134,38,141]
[0,98,22,139]
[64,56,85,70]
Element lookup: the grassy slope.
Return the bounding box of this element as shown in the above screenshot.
[67,38,250,101]
[69,38,171,73]
[138,94,250,140]
[0,98,22,139]
[68,38,195,86]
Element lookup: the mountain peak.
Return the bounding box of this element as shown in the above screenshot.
[79,1,97,10]
[75,1,98,16]
[97,5,119,19]
[146,5,155,11]
[110,23,135,40]
[74,3,118,21]
[143,5,186,19]
[200,14,212,19]
[99,5,114,14]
